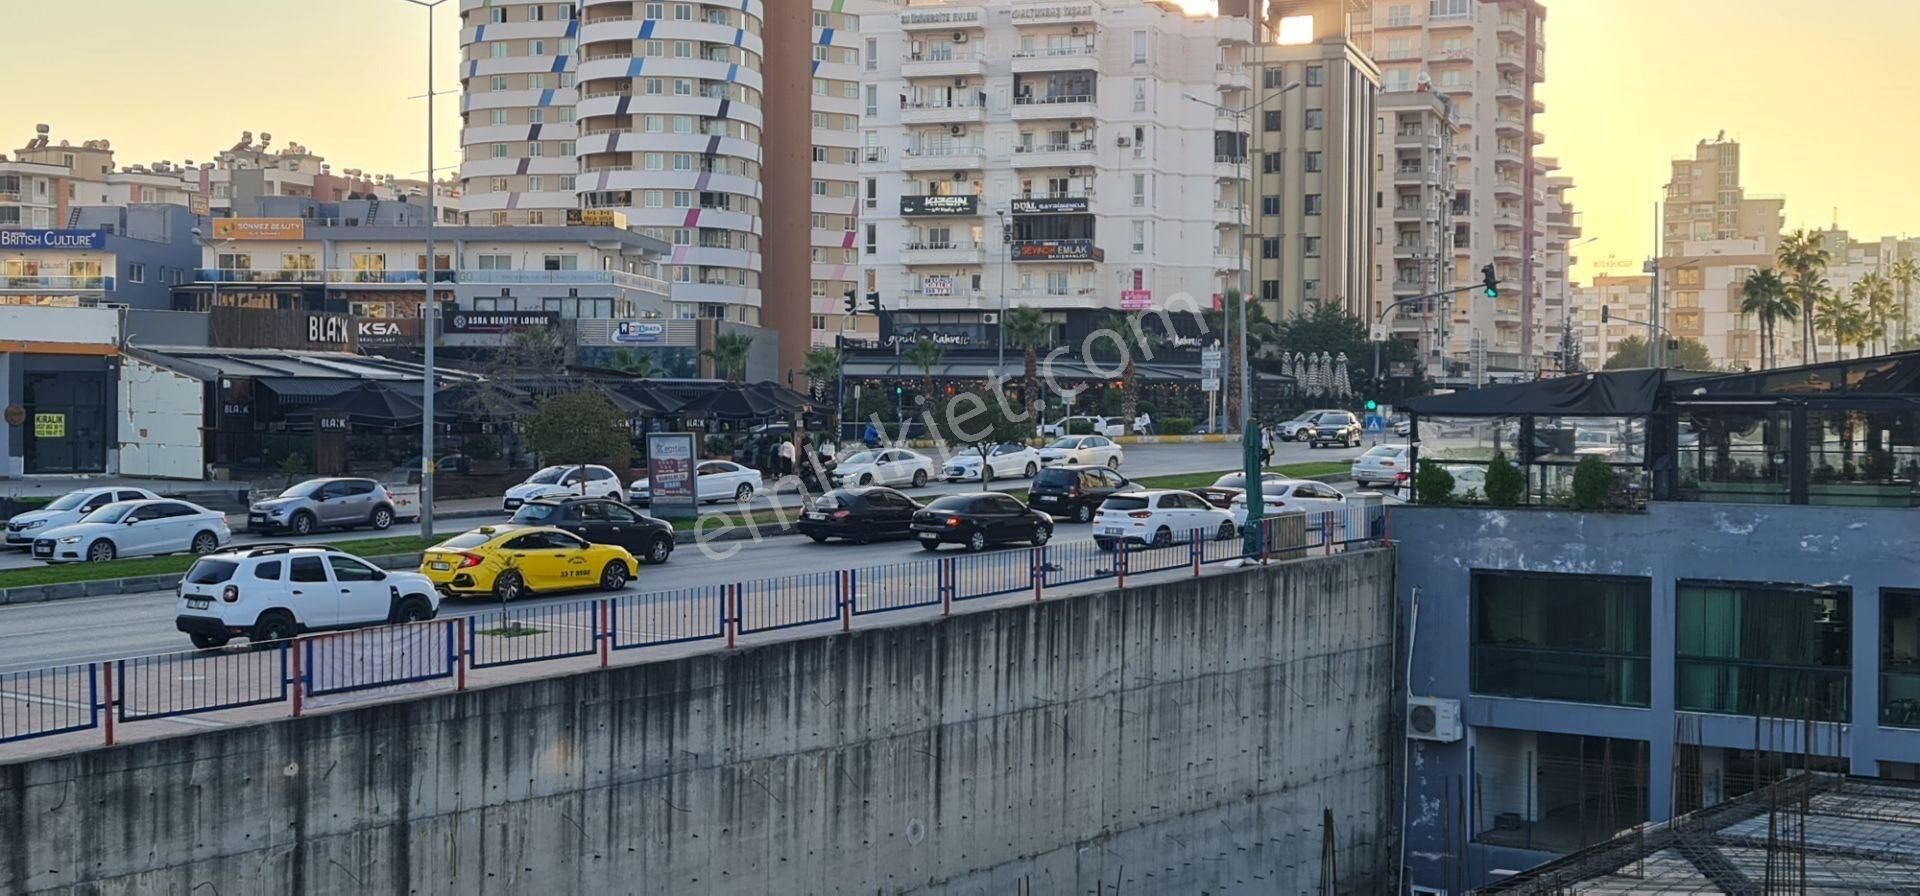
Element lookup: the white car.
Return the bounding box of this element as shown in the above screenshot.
[1092,489,1237,549]
[942,442,1042,482]
[1278,409,1348,441]
[832,448,936,488]
[630,459,763,504]
[1038,435,1125,470]
[5,486,159,547]
[32,499,230,564]
[1227,480,1348,528]
[173,545,440,649]
[503,464,624,512]
[1038,415,1125,438]
[1350,444,1411,489]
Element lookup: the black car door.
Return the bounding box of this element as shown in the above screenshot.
[891,491,922,536]
[598,501,650,554]
[987,495,1023,543]
[557,502,596,542]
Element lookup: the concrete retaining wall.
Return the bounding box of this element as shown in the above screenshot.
[3,549,1398,895]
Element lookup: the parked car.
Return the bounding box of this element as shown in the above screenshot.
[942,442,1042,482]
[1027,464,1140,524]
[34,499,230,564]
[419,525,638,600]
[1350,445,1411,489]
[799,487,923,544]
[1186,485,1245,510]
[1092,490,1236,550]
[911,492,1053,552]
[1037,435,1125,469]
[831,448,936,488]
[1305,411,1362,449]
[1393,418,1412,438]
[173,545,440,649]
[248,477,398,535]
[503,464,624,512]
[510,496,677,565]
[1227,480,1348,528]
[1038,415,1124,438]
[1278,409,1347,441]
[5,486,158,547]
[1575,429,1628,459]
[629,459,763,505]
[1212,470,1293,490]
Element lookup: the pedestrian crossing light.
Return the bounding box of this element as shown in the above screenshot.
[1481,264,1499,298]
[1364,399,1378,412]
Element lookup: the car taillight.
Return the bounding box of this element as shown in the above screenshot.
[458,552,485,568]
[221,585,240,603]
[831,510,850,520]
[945,517,960,527]
[1067,487,1079,497]
[1127,511,1152,519]
[1380,460,1396,467]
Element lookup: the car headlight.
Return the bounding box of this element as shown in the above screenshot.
[59,536,81,544]
[21,519,44,529]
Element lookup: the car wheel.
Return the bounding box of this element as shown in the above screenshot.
[1024,462,1038,478]
[85,539,116,563]
[1031,524,1051,547]
[1074,504,1093,524]
[393,597,433,624]
[645,534,673,564]
[919,540,941,552]
[289,512,315,536]
[808,532,830,544]
[369,506,394,530]
[189,631,229,650]
[190,531,220,555]
[859,473,873,486]
[251,610,295,647]
[1106,456,1120,470]
[966,530,988,553]
[911,469,928,488]
[734,483,753,504]
[1152,527,1173,548]
[600,561,629,591]
[606,491,623,503]
[1216,521,1237,541]
[1354,480,1370,489]
[494,571,526,602]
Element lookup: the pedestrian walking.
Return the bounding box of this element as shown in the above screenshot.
[1259,424,1274,468]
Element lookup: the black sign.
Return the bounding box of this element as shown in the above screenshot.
[1011,197,1089,215]
[1012,239,1103,262]
[317,413,352,432]
[442,310,559,334]
[900,195,980,217]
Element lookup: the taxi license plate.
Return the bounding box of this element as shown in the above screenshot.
[1103,526,1125,536]
[429,561,451,571]
[187,598,211,610]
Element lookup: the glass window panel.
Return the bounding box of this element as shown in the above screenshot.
[1675,581,1851,722]
[1470,572,1651,707]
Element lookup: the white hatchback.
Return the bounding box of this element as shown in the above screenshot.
[173,545,440,649]
[1038,435,1124,470]
[1092,489,1237,549]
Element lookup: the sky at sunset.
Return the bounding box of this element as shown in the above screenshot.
[5,0,1916,281]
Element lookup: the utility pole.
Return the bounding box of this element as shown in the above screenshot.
[401,0,450,542]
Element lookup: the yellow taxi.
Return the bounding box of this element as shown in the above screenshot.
[420,525,637,600]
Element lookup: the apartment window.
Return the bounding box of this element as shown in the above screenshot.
[671,190,691,208]
[1304,109,1323,130]
[1303,279,1320,300]
[1304,194,1322,215]
[1304,151,1322,173]
[864,224,877,255]
[489,42,508,59]
[1262,153,1281,174]
[490,211,508,225]
[559,140,574,155]
[1385,4,1410,27]
[1430,0,1470,16]
[528,4,546,20]
[1133,78,1147,112]
[1260,237,1279,259]
[530,39,545,56]
[490,75,508,91]
[1261,196,1279,216]
[528,73,548,89]
[1263,110,1282,132]
[1132,174,1147,208]
[490,144,508,159]
[127,263,144,284]
[1472,729,1649,854]
[812,179,828,197]
[489,109,509,126]
[559,175,575,190]
[865,85,878,117]
[489,7,506,23]
[1262,67,1284,89]
[488,177,509,193]
[528,175,544,192]
[528,142,544,157]
[1260,280,1279,300]
[527,211,546,225]
[1470,572,1651,707]
[1885,591,1920,728]
[1305,65,1323,87]
[1303,236,1321,258]
[865,37,878,71]
[1132,30,1148,63]
[1677,582,1851,722]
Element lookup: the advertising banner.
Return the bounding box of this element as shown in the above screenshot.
[613,321,666,344]
[211,218,306,241]
[1012,239,1101,262]
[0,230,107,251]
[900,195,979,217]
[1010,197,1089,215]
[646,433,698,520]
[442,310,558,334]
[1120,289,1151,311]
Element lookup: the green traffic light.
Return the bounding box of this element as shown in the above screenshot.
[1484,287,1499,298]
[1364,399,1378,412]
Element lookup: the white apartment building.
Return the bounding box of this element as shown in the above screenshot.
[812,1,877,347]
[1374,87,1457,375]
[1571,274,1651,366]
[1660,239,1771,369]
[1538,169,1581,368]
[860,0,1251,339]
[457,0,583,227]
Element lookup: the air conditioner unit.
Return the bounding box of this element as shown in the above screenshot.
[1066,168,1078,177]
[954,78,967,87]
[1407,697,1462,743]
[981,312,999,324]
[1116,136,1132,147]
[1069,25,1083,35]
[950,125,966,137]
[953,31,968,43]
[1068,121,1084,131]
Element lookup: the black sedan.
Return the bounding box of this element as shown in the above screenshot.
[509,496,677,564]
[1027,464,1140,524]
[1187,485,1245,510]
[911,493,1053,553]
[798,487,922,544]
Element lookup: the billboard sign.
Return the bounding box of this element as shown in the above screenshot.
[613,321,666,344]
[0,229,106,251]
[356,318,421,347]
[646,433,698,520]
[1011,239,1102,262]
[900,195,979,216]
[442,310,558,334]
[1120,289,1151,311]
[1010,197,1089,215]
[211,218,306,241]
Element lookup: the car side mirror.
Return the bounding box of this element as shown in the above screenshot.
[373,570,388,581]
[124,518,141,525]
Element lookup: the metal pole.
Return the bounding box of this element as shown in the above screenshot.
[411,0,443,543]
[997,209,1008,381]
[1236,122,1250,433]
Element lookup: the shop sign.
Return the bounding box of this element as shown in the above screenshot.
[211,218,306,241]
[1121,289,1151,311]
[0,229,106,250]
[1010,197,1089,215]
[922,276,954,297]
[613,321,666,344]
[900,195,979,217]
[884,331,972,347]
[317,413,352,432]
[1012,239,1102,262]
[307,314,352,345]
[32,414,64,438]
[356,318,421,346]
[442,310,558,334]
[1010,5,1095,22]
[646,433,697,519]
[567,209,629,229]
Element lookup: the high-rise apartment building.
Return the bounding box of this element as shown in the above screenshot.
[1661,137,1784,259]
[810,1,875,348]
[859,0,1251,350]
[1355,0,1549,372]
[1374,87,1457,375]
[1246,0,1379,321]
[457,0,581,227]
[1539,168,1581,368]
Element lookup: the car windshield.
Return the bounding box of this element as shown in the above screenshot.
[79,503,135,524]
[1102,496,1148,512]
[1047,438,1081,449]
[185,559,239,585]
[526,466,569,485]
[45,492,94,511]
[277,480,324,498]
[841,452,876,465]
[509,504,560,525]
[438,531,496,549]
[926,495,973,511]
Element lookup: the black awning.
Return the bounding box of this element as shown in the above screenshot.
[1407,369,1668,417]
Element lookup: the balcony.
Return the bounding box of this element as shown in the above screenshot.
[1493,243,1523,260]
[1494,210,1522,230]
[1214,155,1247,181]
[901,101,986,126]
[1428,10,1474,31]
[1496,11,1526,38]
[1394,129,1438,148]
[902,50,987,79]
[193,268,668,295]
[899,145,988,172]
[1010,139,1097,169]
[1497,51,1525,73]
[1213,201,1247,226]
[1494,115,1524,136]
[1011,93,1097,122]
[1496,81,1525,104]
[900,240,986,266]
[1428,45,1473,65]
[1213,251,1239,272]
[1392,203,1437,222]
[1494,179,1523,198]
[1214,63,1252,91]
[1392,241,1437,258]
[897,288,986,308]
[1012,45,1098,73]
[1,275,115,292]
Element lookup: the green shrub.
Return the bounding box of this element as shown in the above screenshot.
[1483,452,1525,507]
[1415,461,1455,505]
[1570,456,1615,510]
[1161,417,1194,436]
[1066,418,1096,435]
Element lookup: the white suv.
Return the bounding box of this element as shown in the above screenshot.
[173,545,440,649]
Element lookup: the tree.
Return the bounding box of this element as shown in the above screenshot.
[702,332,754,382]
[904,336,945,405]
[1602,334,1715,371]
[524,391,630,467]
[801,345,844,433]
[1738,268,1795,369]
[1094,312,1167,435]
[1889,257,1918,347]
[1814,287,1857,358]
[923,389,1032,492]
[1856,272,1897,356]
[609,349,657,378]
[1001,305,1050,420]
[468,326,568,450]
[1777,228,1832,362]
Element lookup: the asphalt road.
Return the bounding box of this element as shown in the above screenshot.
[0,439,1382,571]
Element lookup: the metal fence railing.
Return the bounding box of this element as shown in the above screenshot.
[1,504,1387,749]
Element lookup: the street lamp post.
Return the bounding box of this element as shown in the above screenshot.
[401,0,449,542]
[996,209,1009,381]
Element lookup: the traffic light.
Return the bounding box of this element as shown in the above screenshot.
[1364,398,1379,412]
[866,292,882,315]
[843,289,857,314]
[1481,264,1499,298]
[1600,306,1609,323]
[894,385,904,397]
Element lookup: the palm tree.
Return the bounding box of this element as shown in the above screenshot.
[801,345,844,431]
[1095,312,1167,434]
[1001,305,1050,420]
[1856,272,1898,356]
[904,336,945,407]
[1738,269,1794,369]
[1814,287,1856,358]
[1889,257,1918,347]
[610,349,657,379]
[1200,290,1276,424]
[1777,229,1832,363]
[701,332,754,382]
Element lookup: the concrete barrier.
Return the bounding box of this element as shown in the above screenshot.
[2,549,1398,894]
